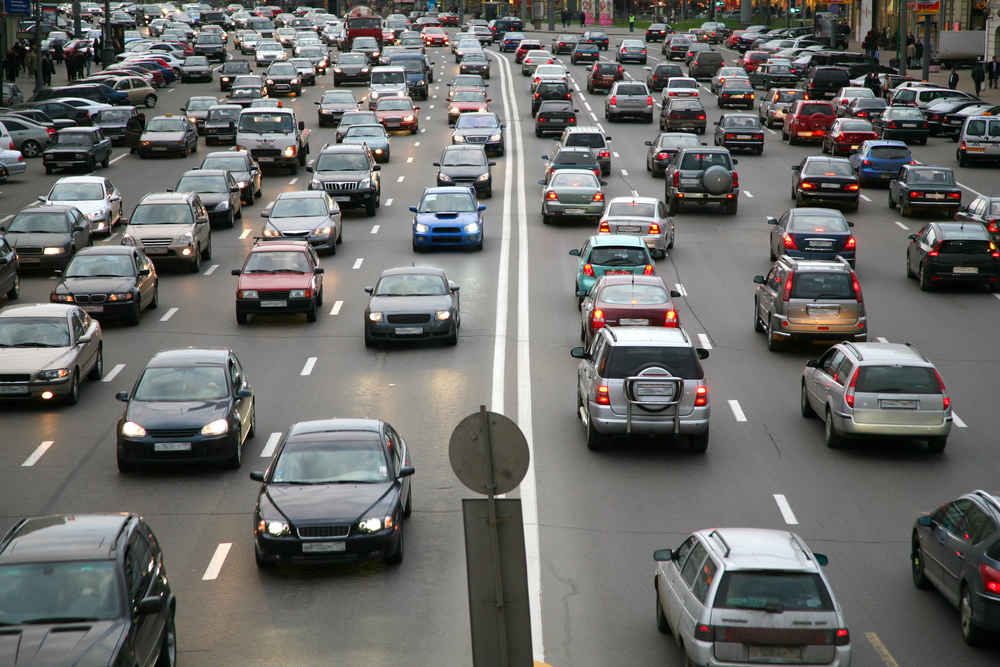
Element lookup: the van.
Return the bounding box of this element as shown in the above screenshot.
[688,51,723,79]
[800,66,850,100]
[956,115,1000,167]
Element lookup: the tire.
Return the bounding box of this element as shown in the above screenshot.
[766,320,783,352]
[64,371,80,406]
[6,272,19,300]
[753,300,765,332]
[201,235,212,260]
[800,381,815,418]
[386,525,404,564]
[154,608,177,667]
[188,248,201,273]
[912,541,932,589]
[919,264,932,291]
[927,436,947,452]
[888,190,897,209]
[961,585,986,646]
[20,139,41,158]
[306,301,318,322]
[145,94,157,108]
[688,427,709,453]
[148,281,158,310]
[901,203,911,217]
[127,303,141,326]
[403,486,412,517]
[726,200,738,215]
[366,196,377,217]
[586,414,608,451]
[656,595,670,633]
[244,188,255,206]
[87,157,96,172]
[223,438,242,469]
[825,408,846,448]
[87,346,103,381]
[45,166,53,175]
[958,152,968,168]
[289,162,297,175]
[668,196,679,214]
[236,309,248,324]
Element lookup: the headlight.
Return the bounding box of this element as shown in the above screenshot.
[237,181,247,188]
[75,153,86,159]
[478,107,488,112]
[291,78,299,84]
[121,421,146,437]
[107,292,134,301]
[454,134,466,142]
[435,310,452,320]
[489,133,501,141]
[239,289,258,298]
[361,67,369,73]
[86,210,104,219]
[438,173,452,182]
[262,228,279,237]
[289,289,307,298]
[265,520,290,536]
[283,145,297,157]
[417,79,425,85]
[368,312,383,322]
[43,247,64,255]
[201,418,229,435]
[310,179,322,189]
[370,91,379,99]
[414,223,429,233]
[357,515,393,534]
[265,79,273,84]
[333,67,342,72]
[178,233,194,245]
[359,178,371,188]
[403,115,414,121]
[374,148,383,154]
[312,225,332,235]
[216,200,230,210]
[477,173,490,181]
[122,233,136,246]
[38,368,70,381]
[463,222,480,232]
[52,293,74,302]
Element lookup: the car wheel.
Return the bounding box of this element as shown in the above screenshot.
[127,302,141,326]
[766,320,783,352]
[364,326,377,348]
[21,139,41,157]
[224,437,242,469]
[919,264,932,291]
[912,540,932,589]
[289,162,298,175]
[800,380,815,418]
[155,607,177,667]
[386,525,404,563]
[824,407,845,448]
[306,300,318,322]
[64,371,80,405]
[688,426,709,453]
[958,152,968,168]
[145,94,157,108]
[366,196,377,217]
[255,182,262,198]
[781,127,788,141]
[668,196,679,214]
[6,273,19,300]
[753,300,765,333]
[667,231,674,249]
[45,166,53,175]
[888,190,897,209]
[726,200,738,215]
[586,414,608,451]
[189,248,201,273]
[244,188,255,206]
[961,585,986,645]
[86,345,103,381]
[201,235,212,260]
[927,436,947,452]
[656,594,670,633]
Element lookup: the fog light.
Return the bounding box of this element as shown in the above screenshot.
[182,248,192,256]
[41,391,54,400]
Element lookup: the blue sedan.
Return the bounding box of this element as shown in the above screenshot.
[410,187,485,252]
[847,139,913,186]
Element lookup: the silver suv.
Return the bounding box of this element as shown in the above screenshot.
[557,125,612,175]
[605,81,654,123]
[753,256,866,352]
[570,326,710,451]
[654,528,852,667]
[801,341,952,451]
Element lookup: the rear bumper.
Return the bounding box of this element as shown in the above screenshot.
[589,401,710,437]
[924,262,1000,284]
[832,410,951,439]
[796,190,860,205]
[689,640,851,667]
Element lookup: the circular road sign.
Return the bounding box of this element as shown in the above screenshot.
[449,410,529,496]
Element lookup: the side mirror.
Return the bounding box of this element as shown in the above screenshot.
[116,391,130,401]
[766,217,778,225]
[487,98,492,102]
[917,515,933,527]
[137,596,165,615]
[298,120,305,130]
[714,120,719,125]
[805,359,819,368]
[432,161,440,166]
[478,205,486,211]
[576,289,587,297]
[644,140,652,146]
[314,100,321,104]
[541,154,548,160]
[372,164,381,171]
[696,348,709,360]
[398,465,415,478]
[814,553,829,567]
[448,123,455,129]
[569,346,589,359]
[231,269,241,276]
[732,158,738,165]
[600,181,608,186]
[538,180,546,185]
[249,471,265,481]
[306,165,313,172]
[653,548,674,561]
[670,290,681,298]
[451,285,460,292]
[138,268,150,276]
[847,221,855,228]
[907,233,918,240]
[753,275,766,284]
[409,206,417,212]
[260,210,269,217]
[180,107,187,113]
[237,389,252,399]
[488,161,496,166]
[37,195,46,202]
[568,249,580,256]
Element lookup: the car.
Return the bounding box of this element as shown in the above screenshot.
[653,528,851,665]
[306,143,381,216]
[749,62,797,90]
[1,203,92,271]
[800,65,851,100]
[41,127,113,174]
[848,140,913,186]
[889,165,962,217]
[227,80,268,108]
[579,274,680,347]
[460,52,491,78]
[754,255,865,351]
[182,96,220,136]
[597,196,674,258]
[689,50,724,79]
[122,191,211,273]
[364,266,460,345]
[645,132,701,176]
[179,55,214,83]
[615,39,647,65]
[421,25,448,46]
[255,39,286,67]
[202,104,241,146]
[955,196,1000,244]
[453,38,483,61]
[446,89,490,124]
[568,234,654,298]
[570,43,600,65]
[19,99,94,126]
[822,118,877,156]
[872,106,929,144]
[367,66,409,109]
[665,146,739,215]
[316,90,360,127]
[922,98,981,135]
[342,123,392,162]
[50,245,158,324]
[521,50,554,76]
[42,176,123,235]
[250,417,413,565]
[802,340,952,449]
[606,81,653,123]
[0,513,176,666]
[713,113,764,154]
[684,42,712,66]
[410,186,485,252]
[115,347,255,470]
[333,52,372,85]
[260,190,342,255]
[535,100,577,138]
[199,150,263,206]
[0,235,19,300]
[90,106,140,149]
[297,45,329,73]
[335,109,379,143]
[586,62,624,94]
[551,33,580,55]
[373,97,419,135]
[2,82,23,107]
[645,23,671,42]
[288,57,318,86]
[532,80,571,117]
[664,35,692,59]
[782,99,835,145]
[941,104,1000,141]
[646,63,683,91]
[661,76,700,101]
[956,114,1000,166]
[717,78,755,109]
[759,87,806,129]
[711,66,749,94]
[137,114,199,158]
[558,126,612,175]
[500,30,524,51]
[768,204,857,266]
[233,239,325,323]
[907,222,1000,292]
[264,62,303,96]
[174,169,242,228]
[0,114,51,157]
[832,86,875,116]
[515,40,541,63]
[433,145,494,198]
[582,29,609,50]
[451,112,505,155]
[542,145,601,183]
[789,155,861,211]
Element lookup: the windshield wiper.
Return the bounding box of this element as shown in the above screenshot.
[731,603,785,613]
[21,617,100,624]
[276,270,307,274]
[812,293,848,301]
[12,342,64,348]
[246,269,277,274]
[70,274,130,278]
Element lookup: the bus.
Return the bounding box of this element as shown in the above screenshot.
[346,5,382,47]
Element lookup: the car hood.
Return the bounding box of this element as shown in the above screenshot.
[266,482,391,523]
[314,169,368,182]
[127,398,230,428]
[453,127,498,138]
[56,275,135,294]
[46,199,108,215]
[0,619,126,667]
[268,215,330,232]
[194,192,229,206]
[0,346,77,373]
[5,232,71,247]
[126,223,192,240]
[368,293,452,312]
[343,136,388,149]
[320,102,357,111]
[140,131,185,141]
[439,165,488,178]
[371,83,407,94]
[337,63,367,71]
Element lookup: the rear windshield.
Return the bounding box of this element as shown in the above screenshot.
[964,119,1000,136]
[555,151,596,165]
[600,284,668,304]
[776,90,805,103]
[889,108,924,120]
[608,202,655,217]
[909,168,954,184]
[713,571,834,612]
[870,146,910,160]
[605,346,703,380]
[788,214,850,232]
[940,239,992,253]
[616,84,647,96]
[589,246,648,266]
[854,365,940,394]
[802,161,853,177]
[799,103,834,115]
[680,152,732,170]
[838,121,872,132]
[790,272,855,299]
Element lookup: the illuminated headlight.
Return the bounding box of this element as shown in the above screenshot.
[178,233,194,245]
[289,289,307,298]
[52,294,74,302]
[188,116,198,122]
[290,78,299,84]
[370,91,379,99]
[141,141,150,146]
[121,421,146,437]
[454,134,466,142]
[463,222,480,232]
[312,225,331,235]
[38,368,70,381]
[417,79,425,85]
[489,134,501,142]
[43,247,64,255]
[357,515,392,533]
[239,289,258,298]
[438,173,452,182]
[478,107,488,112]
[265,79,273,84]
[201,418,229,436]
[262,228,279,237]
[476,173,490,181]
[333,67,342,72]
[414,223,429,233]
[265,520,290,536]
[216,200,230,210]
[359,178,371,188]
[283,145,297,157]
[237,181,247,188]
[403,115,414,121]
[107,292,134,301]
[435,310,452,320]
[368,312,383,322]
[373,51,379,57]
[361,67,369,73]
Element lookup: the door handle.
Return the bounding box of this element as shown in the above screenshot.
[956,552,964,560]
[938,539,945,545]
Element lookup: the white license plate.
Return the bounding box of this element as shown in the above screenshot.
[821,183,839,188]
[681,179,699,187]
[748,646,801,661]
[925,193,945,200]
[0,385,29,395]
[55,162,74,167]
[851,144,859,149]
[903,122,917,127]
[260,300,287,307]
[387,123,400,127]
[333,196,351,202]
[257,157,274,162]
[152,147,167,151]
[881,399,918,409]
[617,225,640,233]
[620,318,649,325]
[564,208,586,215]
[808,307,839,316]
[797,131,813,137]
[144,248,168,254]
[737,135,751,139]
[636,384,673,397]
[154,442,192,452]
[731,94,745,98]
[82,305,104,313]
[809,240,833,248]
[395,327,423,335]
[880,173,893,179]
[953,267,978,274]
[302,541,346,553]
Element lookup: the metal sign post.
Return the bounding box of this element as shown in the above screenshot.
[479,407,509,667]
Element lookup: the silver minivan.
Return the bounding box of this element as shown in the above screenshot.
[956,115,1000,167]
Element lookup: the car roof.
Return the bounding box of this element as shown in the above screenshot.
[76,246,138,257]
[319,143,368,154]
[0,303,77,318]
[935,222,990,237]
[205,150,249,159]
[606,326,689,346]
[250,239,311,252]
[49,175,107,184]
[844,342,931,364]
[789,206,847,217]
[147,347,232,367]
[275,190,328,200]
[606,195,659,206]
[864,139,908,148]
[0,513,132,563]
[379,266,446,278]
[423,186,475,195]
[138,191,197,204]
[589,233,647,248]
[697,528,819,572]
[598,274,666,288]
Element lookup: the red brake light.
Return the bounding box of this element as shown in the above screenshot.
[845,367,859,407]
[732,172,738,188]
[698,114,706,120]
[783,234,798,249]
[934,368,950,409]
[928,242,941,257]
[534,93,539,99]
[610,95,617,105]
[946,192,961,200]
[595,384,611,404]
[846,184,859,191]
[656,152,668,159]
[643,264,654,276]
[591,309,605,329]
[850,270,862,302]
[845,237,856,250]
[694,385,708,405]
[673,172,679,188]
[781,276,793,302]
[835,629,850,646]
[989,221,999,233]
[599,220,610,233]
[694,624,713,641]
[649,222,660,234]
[583,263,595,277]
[546,191,558,200]
[592,192,604,201]
[665,309,677,326]
[647,95,653,106]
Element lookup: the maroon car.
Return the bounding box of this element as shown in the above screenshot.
[579,274,680,347]
[587,62,624,94]
[822,118,878,156]
[233,240,325,324]
[783,100,836,145]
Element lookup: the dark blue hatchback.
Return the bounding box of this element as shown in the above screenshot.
[410,186,485,251]
[768,207,856,267]
[847,139,913,186]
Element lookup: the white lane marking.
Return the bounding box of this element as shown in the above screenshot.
[958,182,983,197]
[352,258,364,269]
[876,337,890,343]
[385,198,393,206]
[330,300,343,315]
[675,283,687,296]
[204,264,218,275]
[429,104,434,108]
[239,229,251,239]
[773,494,799,525]
[227,145,237,151]
[159,307,178,322]
[289,177,298,184]
[744,191,753,198]
[584,102,591,111]
[697,333,712,349]
[397,176,405,182]
[894,221,909,230]
[432,95,437,98]
[613,151,620,158]
[420,128,426,133]
[0,214,12,225]
[201,543,232,580]
[860,195,871,202]
[261,432,281,458]
[953,413,967,428]
[631,189,639,197]
[620,169,628,176]
[994,294,1000,302]
[414,142,420,146]
[728,399,747,422]
[765,127,777,135]
[590,111,598,121]
[110,153,128,164]
[425,115,431,120]
[307,159,314,166]
[102,364,125,383]
[22,442,53,467]
[406,157,413,163]
[300,357,317,376]
[370,224,380,234]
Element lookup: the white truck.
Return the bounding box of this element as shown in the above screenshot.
[937,30,987,69]
[235,107,310,175]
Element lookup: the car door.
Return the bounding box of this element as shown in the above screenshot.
[385,424,410,508]
[72,309,98,373]
[229,353,252,440]
[929,499,972,603]
[674,539,708,642]
[105,179,122,222]
[957,197,984,224]
[889,167,903,201]
[807,347,843,409]
[941,501,995,603]
[193,199,210,247]
[579,333,604,412]
[135,251,154,307]
[123,529,160,667]
[772,210,790,260]
[95,129,111,161]
[307,245,322,296]
[0,238,15,294]
[756,265,778,325]
[660,535,696,633]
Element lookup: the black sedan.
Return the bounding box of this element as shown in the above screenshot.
[200,150,263,206]
[265,62,303,96]
[434,144,495,197]
[717,78,755,109]
[645,23,671,42]
[714,113,764,154]
[645,132,701,176]
[364,267,460,346]
[115,347,256,471]
[50,246,158,324]
[174,169,243,228]
[535,100,577,137]
[251,418,414,567]
[790,156,860,211]
[889,165,962,217]
[955,195,1000,245]
[907,222,1000,292]
[768,207,857,266]
[42,127,113,174]
[219,59,252,91]
[451,112,506,155]
[844,96,887,120]
[872,106,929,144]
[1,204,91,271]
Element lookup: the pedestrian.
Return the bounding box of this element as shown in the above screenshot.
[989,56,999,89]
[906,41,916,68]
[629,14,635,32]
[915,40,922,64]
[136,111,146,130]
[54,40,64,65]
[580,10,585,26]
[971,58,985,96]
[26,47,36,78]
[65,52,75,81]
[3,50,17,82]
[41,54,53,86]
[948,67,959,90]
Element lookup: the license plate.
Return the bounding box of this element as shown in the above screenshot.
[880,173,893,179]
[681,178,699,187]
[82,305,104,313]
[953,267,978,274]
[737,134,751,139]
[636,384,673,397]
[851,144,859,149]
[620,318,649,325]
[926,193,945,200]
[333,196,351,202]
[144,248,168,254]
[605,270,631,275]
[564,208,586,215]
[731,94,745,98]
[618,225,640,233]
[0,385,29,395]
[55,162,74,167]
[748,646,801,661]
[257,157,274,162]
[880,399,918,409]
[808,306,839,316]
[302,541,346,553]
[154,442,192,451]
[395,327,423,335]
[821,183,839,188]
[966,147,985,152]
[260,300,287,308]
[903,122,917,127]
[809,240,833,248]
[153,147,169,152]
[387,123,400,127]
[797,131,813,137]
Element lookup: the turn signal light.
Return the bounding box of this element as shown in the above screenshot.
[596,385,610,404]
[583,263,595,277]
[695,386,707,406]
[934,368,950,409]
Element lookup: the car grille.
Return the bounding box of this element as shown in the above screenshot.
[387,313,431,324]
[431,236,463,244]
[451,178,475,185]
[466,136,487,143]
[72,294,108,303]
[15,246,42,255]
[141,238,173,247]
[279,231,309,237]
[49,151,84,161]
[434,227,461,233]
[257,290,290,299]
[298,525,350,538]
[324,181,358,191]
[251,148,281,158]
[383,115,403,124]
[146,427,202,438]
[0,374,30,383]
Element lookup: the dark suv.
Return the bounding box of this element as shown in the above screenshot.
[906,222,1000,292]
[532,80,571,116]
[800,66,851,100]
[665,147,739,215]
[307,143,382,216]
[0,513,176,667]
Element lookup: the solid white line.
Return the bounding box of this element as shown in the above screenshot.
[406,157,413,163]
[204,264,218,275]
[110,153,127,164]
[260,432,281,457]
[397,176,405,182]
[201,543,232,580]
[894,221,909,230]
[953,413,967,428]
[22,442,53,467]
[675,283,687,296]
[288,177,298,184]
[876,337,890,343]
[300,357,317,376]
[352,258,363,269]
[239,229,251,239]
[620,169,628,176]
[744,191,753,198]
[697,333,712,349]
[159,307,178,322]
[102,364,126,383]
[773,494,799,525]
[728,399,747,422]
[370,224,379,233]
[957,182,983,197]
[489,46,513,418]
[860,195,872,202]
[330,300,343,315]
[385,198,393,206]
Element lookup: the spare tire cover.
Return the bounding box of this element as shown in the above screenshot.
[633,365,676,413]
[809,112,832,131]
[702,164,733,194]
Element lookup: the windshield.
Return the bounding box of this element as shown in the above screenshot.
[243,250,311,273]
[238,113,293,133]
[49,183,104,201]
[299,48,323,58]
[348,17,381,29]
[322,92,356,105]
[452,91,486,103]
[345,125,386,138]
[607,202,655,217]
[714,571,833,612]
[0,561,124,624]
[0,318,71,347]
[442,149,486,166]
[616,84,647,96]
[376,273,448,296]
[870,146,910,160]
[605,346,703,379]
[231,86,262,97]
[679,152,732,170]
[338,53,367,64]
[272,437,389,484]
[799,103,833,115]
[268,64,296,76]
[96,109,133,122]
[456,115,497,128]
[271,198,328,218]
[145,119,184,132]
[7,212,68,233]
[790,272,855,299]
[130,203,193,225]
[599,284,667,304]
[418,193,476,213]
[133,365,229,400]
[54,133,92,146]
[838,120,872,132]
[66,254,135,277]
[197,35,222,44]
[354,37,378,48]
[316,153,368,171]
[176,175,228,193]
[372,71,406,84]
[888,108,924,120]
[375,99,412,112]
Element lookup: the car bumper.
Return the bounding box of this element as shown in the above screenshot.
[536,119,575,133]
[831,410,951,439]
[904,199,960,210]
[138,144,188,156]
[368,318,456,340]
[437,178,491,194]
[783,248,856,263]
[924,262,1000,284]
[721,138,764,149]
[543,202,605,219]
[664,120,706,131]
[796,190,860,205]
[318,110,346,124]
[310,185,377,208]
[720,96,755,106]
[267,83,302,95]
[237,296,316,315]
[413,228,482,248]
[618,54,646,63]
[207,208,234,225]
[138,244,199,264]
[2,161,27,176]
[406,83,428,97]
[183,71,214,81]
[689,640,851,667]
[589,401,710,436]
[118,432,240,464]
[0,375,76,400]
[608,105,653,118]
[42,158,90,169]
[857,167,900,182]
[255,528,401,564]
[771,314,866,340]
[957,148,1000,162]
[882,129,928,140]
[672,190,737,205]
[13,252,70,269]
[205,131,236,142]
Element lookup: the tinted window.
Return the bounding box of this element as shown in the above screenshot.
[713,571,834,611]
[607,202,655,217]
[940,238,991,253]
[134,366,229,400]
[790,272,855,299]
[0,317,71,347]
[273,435,389,483]
[0,561,124,623]
[271,198,329,217]
[7,211,69,233]
[599,283,667,304]
[908,168,954,184]
[605,345,704,380]
[130,203,193,224]
[615,84,647,96]
[692,557,718,603]
[564,133,605,148]
[679,152,732,170]
[935,500,970,534]
[799,103,834,115]
[554,151,596,165]
[788,214,849,232]
[870,146,910,160]
[854,365,940,394]
[962,505,997,544]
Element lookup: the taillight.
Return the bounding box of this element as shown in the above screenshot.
[643,264,654,275]
[656,152,668,159]
[781,275,793,301]
[845,367,859,407]
[649,222,660,234]
[835,629,850,646]
[546,191,558,200]
[534,93,539,99]
[857,111,868,117]
[845,237,856,250]
[646,95,653,106]
[988,220,999,233]
[591,308,605,329]
[783,234,798,249]
[800,181,816,189]
[593,168,600,177]
[922,122,929,129]
[592,192,604,201]
[934,368,950,409]
[862,159,872,166]
[694,624,713,641]
[698,114,706,120]
[599,220,610,233]
[665,309,677,326]
[732,172,738,188]
[725,133,736,140]
[673,171,679,188]
[609,95,617,105]
[846,184,859,191]
[46,127,55,137]
[850,270,862,302]
[888,121,898,128]
[599,150,610,158]
[928,242,941,257]
[910,191,923,199]
[583,263,595,277]
[946,192,960,200]
[596,385,610,404]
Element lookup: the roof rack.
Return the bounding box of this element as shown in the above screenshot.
[842,341,863,361]
[603,327,617,342]
[709,529,731,557]
[903,342,929,361]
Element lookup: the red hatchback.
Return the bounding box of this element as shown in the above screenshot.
[736,50,768,73]
[579,275,680,347]
[515,40,542,63]
[822,118,878,156]
[783,100,836,145]
[233,240,325,324]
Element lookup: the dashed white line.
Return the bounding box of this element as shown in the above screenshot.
[300,357,317,376]
[675,283,687,296]
[22,441,53,467]
[994,293,1000,302]
[613,152,620,158]
[260,432,281,458]
[620,169,628,176]
[420,128,426,133]
[102,364,125,383]
[894,221,909,230]
[744,191,754,198]
[385,198,393,206]
[860,195,872,202]
[590,112,598,121]
[201,543,232,580]
[953,413,967,428]
[631,189,639,197]
[773,494,799,525]
[227,145,237,151]
[432,94,437,98]
[584,102,591,110]
[159,307,178,322]
[352,258,364,269]
[425,115,431,120]
[414,142,420,146]
[397,176,405,182]
[370,224,380,234]
[728,399,747,422]
[239,229,251,239]
[406,157,413,163]
[697,333,712,349]
[876,337,890,343]
[765,127,777,135]
[204,264,218,275]
[288,177,298,184]
[330,300,343,315]
[110,153,127,164]
[429,104,434,109]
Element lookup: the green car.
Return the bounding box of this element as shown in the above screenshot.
[569,234,656,301]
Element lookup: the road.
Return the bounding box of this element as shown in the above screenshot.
[2,28,1000,667]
